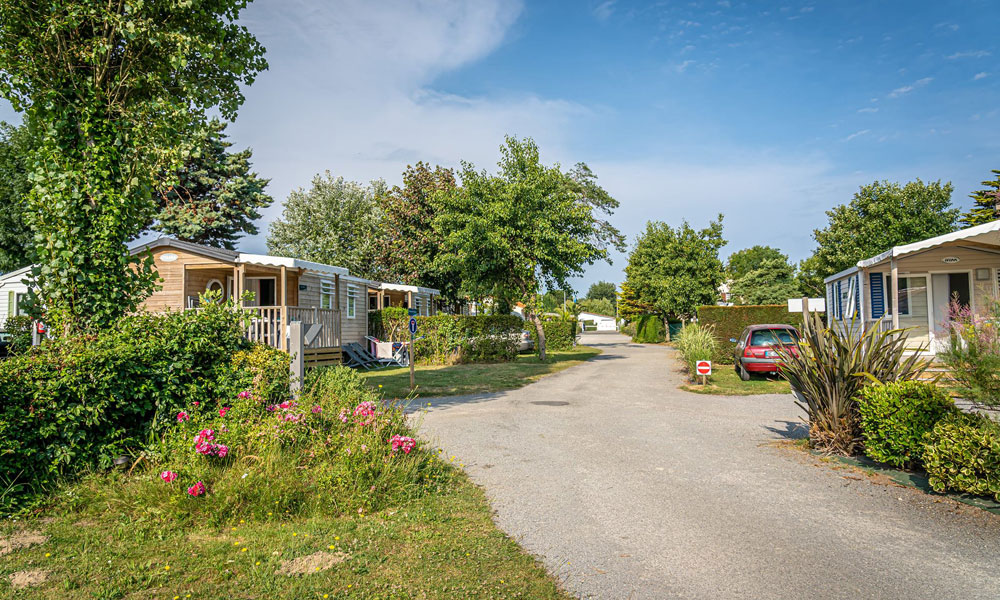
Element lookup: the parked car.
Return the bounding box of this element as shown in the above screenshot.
[0,332,10,358]
[730,324,800,381]
[518,329,534,352]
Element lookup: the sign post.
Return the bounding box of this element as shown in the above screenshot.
[695,360,712,386]
[407,309,418,391]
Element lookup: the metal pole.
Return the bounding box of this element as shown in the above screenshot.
[409,327,416,391]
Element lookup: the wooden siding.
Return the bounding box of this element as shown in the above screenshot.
[342,279,368,345]
[141,246,232,312]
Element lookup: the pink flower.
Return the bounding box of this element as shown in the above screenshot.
[238,390,253,400]
[338,410,349,424]
[311,405,322,414]
[160,470,177,483]
[177,411,189,422]
[187,481,206,497]
[193,429,215,445]
[266,404,277,412]
[193,401,200,407]
[215,444,229,458]
[389,435,416,454]
[353,401,377,418]
[279,401,291,410]
[219,407,230,417]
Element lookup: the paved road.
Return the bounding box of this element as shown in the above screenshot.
[418,333,1000,599]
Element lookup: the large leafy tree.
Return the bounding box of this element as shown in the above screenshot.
[267,173,385,279]
[617,281,649,322]
[377,162,464,309]
[585,281,617,305]
[151,119,272,249]
[578,297,615,316]
[0,1,267,333]
[623,216,726,321]
[798,180,959,295]
[0,122,33,273]
[436,137,624,359]
[960,169,1000,228]
[727,245,787,280]
[729,258,802,305]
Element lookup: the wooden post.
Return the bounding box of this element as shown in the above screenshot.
[232,266,239,302]
[289,321,304,396]
[237,264,246,306]
[890,257,900,330]
[335,274,342,310]
[407,290,414,309]
[280,265,287,306]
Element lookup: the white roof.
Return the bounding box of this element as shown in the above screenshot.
[237,253,349,277]
[823,265,859,284]
[858,220,1000,269]
[0,265,32,286]
[578,311,616,320]
[374,282,440,295]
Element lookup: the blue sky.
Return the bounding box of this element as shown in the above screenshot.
[2,0,998,294]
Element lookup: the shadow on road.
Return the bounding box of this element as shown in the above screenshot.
[763,419,809,440]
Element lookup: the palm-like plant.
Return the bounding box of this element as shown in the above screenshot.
[778,312,931,455]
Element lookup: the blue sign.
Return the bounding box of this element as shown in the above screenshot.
[408,317,418,335]
[407,308,419,317]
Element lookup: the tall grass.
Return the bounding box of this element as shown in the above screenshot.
[674,322,718,380]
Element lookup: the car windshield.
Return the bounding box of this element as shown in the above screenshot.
[749,329,797,346]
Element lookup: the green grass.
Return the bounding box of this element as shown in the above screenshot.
[680,363,791,396]
[362,346,602,399]
[0,474,570,599]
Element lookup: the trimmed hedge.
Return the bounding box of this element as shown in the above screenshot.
[857,381,958,468]
[632,314,665,343]
[923,413,1000,501]
[696,304,819,364]
[530,320,577,352]
[369,308,522,364]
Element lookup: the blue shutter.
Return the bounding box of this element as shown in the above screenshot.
[854,274,861,318]
[836,280,843,319]
[869,272,884,318]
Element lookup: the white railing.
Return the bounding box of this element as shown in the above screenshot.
[245,306,341,351]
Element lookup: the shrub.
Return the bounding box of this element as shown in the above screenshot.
[857,381,957,467]
[369,309,522,364]
[923,413,1000,501]
[697,304,816,363]
[529,320,576,352]
[622,321,636,338]
[674,322,718,381]
[938,298,1000,409]
[777,313,930,455]
[632,314,665,343]
[3,314,31,354]
[0,302,263,512]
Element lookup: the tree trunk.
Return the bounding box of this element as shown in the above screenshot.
[529,312,547,361]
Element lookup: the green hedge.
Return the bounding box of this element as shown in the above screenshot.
[368,308,523,364]
[858,381,958,468]
[0,304,289,512]
[3,315,31,354]
[923,413,1000,501]
[632,314,665,343]
[696,305,819,364]
[530,320,577,352]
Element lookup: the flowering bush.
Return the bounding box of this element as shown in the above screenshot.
[939,298,1000,409]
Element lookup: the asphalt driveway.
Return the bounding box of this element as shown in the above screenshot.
[417,332,1000,599]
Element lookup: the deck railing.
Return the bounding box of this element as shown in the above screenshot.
[244,305,341,351]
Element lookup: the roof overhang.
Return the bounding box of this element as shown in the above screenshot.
[0,265,32,285]
[856,220,1000,269]
[238,253,349,277]
[823,265,859,284]
[130,237,239,263]
[373,282,440,295]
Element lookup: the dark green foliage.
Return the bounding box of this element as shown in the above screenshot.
[727,245,788,280]
[0,304,282,512]
[0,122,33,272]
[152,119,273,249]
[960,169,1000,228]
[857,381,957,467]
[696,304,808,363]
[632,314,665,343]
[369,309,523,364]
[3,314,31,354]
[530,321,576,352]
[729,258,802,305]
[585,281,617,304]
[923,413,1000,501]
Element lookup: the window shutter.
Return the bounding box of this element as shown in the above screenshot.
[869,272,884,318]
[836,280,843,319]
[854,274,861,318]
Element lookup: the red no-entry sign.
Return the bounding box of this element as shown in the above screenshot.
[695,360,712,376]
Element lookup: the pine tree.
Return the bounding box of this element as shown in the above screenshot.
[961,170,1000,228]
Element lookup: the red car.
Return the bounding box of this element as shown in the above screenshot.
[731,324,800,381]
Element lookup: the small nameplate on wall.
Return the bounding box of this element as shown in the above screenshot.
[299,284,308,290]
[160,253,179,262]
[942,256,960,264]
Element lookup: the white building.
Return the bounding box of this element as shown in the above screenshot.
[578,311,618,331]
[0,266,31,325]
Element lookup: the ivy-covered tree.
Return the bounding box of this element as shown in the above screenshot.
[798,180,959,296]
[377,162,464,310]
[151,119,272,249]
[0,122,33,273]
[267,173,385,279]
[623,216,727,321]
[729,258,801,305]
[727,245,788,280]
[436,137,624,359]
[0,1,267,333]
[960,170,1000,228]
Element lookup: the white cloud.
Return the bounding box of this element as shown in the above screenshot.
[593,0,616,21]
[946,50,991,59]
[974,72,989,80]
[857,107,879,114]
[844,129,871,141]
[673,60,696,73]
[888,77,933,98]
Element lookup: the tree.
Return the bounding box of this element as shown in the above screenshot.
[586,281,617,304]
[0,1,267,333]
[378,162,464,309]
[623,216,726,321]
[799,180,959,296]
[617,281,649,322]
[578,297,615,316]
[151,119,272,249]
[267,173,385,279]
[0,122,33,273]
[727,245,788,280]
[961,170,1000,228]
[435,136,624,359]
[729,258,802,305]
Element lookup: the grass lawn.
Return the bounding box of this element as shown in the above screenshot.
[361,346,602,399]
[0,475,570,599]
[680,364,791,396]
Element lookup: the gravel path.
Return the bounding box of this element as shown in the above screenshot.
[417,333,1000,599]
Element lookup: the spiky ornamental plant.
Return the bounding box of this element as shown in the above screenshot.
[777,312,931,455]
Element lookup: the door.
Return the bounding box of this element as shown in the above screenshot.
[931,272,971,352]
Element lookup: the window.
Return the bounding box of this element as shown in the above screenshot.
[8,291,25,316]
[749,329,798,346]
[368,294,377,310]
[320,280,335,310]
[416,296,422,316]
[347,285,358,318]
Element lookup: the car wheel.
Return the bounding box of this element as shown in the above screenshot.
[739,364,751,381]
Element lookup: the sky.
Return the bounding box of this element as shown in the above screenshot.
[2,0,999,295]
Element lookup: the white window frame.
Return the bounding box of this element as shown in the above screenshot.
[320,279,335,310]
[347,284,358,319]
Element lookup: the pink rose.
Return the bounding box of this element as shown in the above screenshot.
[160,470,177,483]
[176,411,189,422]
[187,481,206,497]
[389,435,416,454]
[219,407,230,417]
